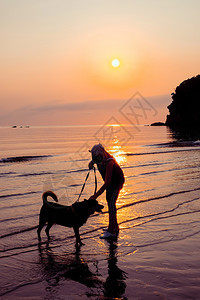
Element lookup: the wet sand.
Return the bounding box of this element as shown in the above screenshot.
[2,217,200,300]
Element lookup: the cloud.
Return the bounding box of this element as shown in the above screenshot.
[0,94,171,126]
[30,98,124,113]
[14,94,171,114]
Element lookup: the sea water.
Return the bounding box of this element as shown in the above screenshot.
[0,125,200,299]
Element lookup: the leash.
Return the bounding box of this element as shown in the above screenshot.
[76,166,97,202]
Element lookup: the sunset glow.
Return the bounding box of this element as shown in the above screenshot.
[0,1,199,126]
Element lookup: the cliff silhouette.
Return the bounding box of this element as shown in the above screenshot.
[166,75,200,129]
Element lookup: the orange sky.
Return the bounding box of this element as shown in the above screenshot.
[0,0,200,125]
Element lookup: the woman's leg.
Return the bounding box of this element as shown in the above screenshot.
[106,188,120,233]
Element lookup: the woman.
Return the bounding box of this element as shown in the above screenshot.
[88,144,124,238]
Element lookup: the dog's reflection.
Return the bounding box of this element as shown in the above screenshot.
[38,239,127,299]
[38,242,101,292]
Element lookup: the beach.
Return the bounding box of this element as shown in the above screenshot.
[0,125,200,299]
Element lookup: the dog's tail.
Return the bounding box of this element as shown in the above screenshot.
[42,191,58,205]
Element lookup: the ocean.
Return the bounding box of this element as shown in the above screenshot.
[0,125,200,300]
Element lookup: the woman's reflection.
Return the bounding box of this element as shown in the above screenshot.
[103,238,128,299]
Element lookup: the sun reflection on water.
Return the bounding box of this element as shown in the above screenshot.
[107,138,127,165]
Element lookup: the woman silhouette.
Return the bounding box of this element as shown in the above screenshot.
[88,144,124,238]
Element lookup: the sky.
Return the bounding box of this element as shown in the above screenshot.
[0,0,200,126]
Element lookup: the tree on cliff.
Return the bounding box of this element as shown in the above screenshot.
[166,75,200,128]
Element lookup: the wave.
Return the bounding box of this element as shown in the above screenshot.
[0,171,16,177]
[0,155,51,164]
[131,165,200,178]
[0,191,38,199]
[10,168,88,179]
[0,279,44,297]
[123,161,173,170]
[1,202,39,211]
[126,148,200,156]
[125,166,200,181]
[66,168,89,173]
[0,240,39,254]
[18,171,53,177]
[118,197,200,228]
[151,140,200,148]
[117,187,200,212]
[135,228,200,249]
[0,214,37,223]
[0,225,38,239]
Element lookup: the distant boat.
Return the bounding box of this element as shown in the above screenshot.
[11,125,30,128]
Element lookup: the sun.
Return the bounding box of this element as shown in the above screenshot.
[111,58,120,68]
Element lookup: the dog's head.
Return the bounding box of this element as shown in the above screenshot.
[84,199,104,214]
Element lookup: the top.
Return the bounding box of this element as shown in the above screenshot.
[97,157,124,189]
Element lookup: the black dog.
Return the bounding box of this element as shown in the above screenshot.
[37,191,104,246]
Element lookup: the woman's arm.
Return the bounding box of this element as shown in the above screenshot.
[88,160,114,200]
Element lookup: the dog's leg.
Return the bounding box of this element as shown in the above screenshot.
[73,227,84,246]
[37,207,47,241]
[37,220,46,241]
[37,226,42,241]
[45,222,53,240]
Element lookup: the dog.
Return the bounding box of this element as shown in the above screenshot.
[37,191,104,246]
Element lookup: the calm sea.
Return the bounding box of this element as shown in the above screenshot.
[0,125,200,299]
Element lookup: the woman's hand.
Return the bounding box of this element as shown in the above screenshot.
[88,161,94,170]
[88,194,97,200]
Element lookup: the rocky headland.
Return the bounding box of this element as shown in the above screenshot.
[165,75,200,129]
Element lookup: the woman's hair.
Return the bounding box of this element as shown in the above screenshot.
[90,144,112,163]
